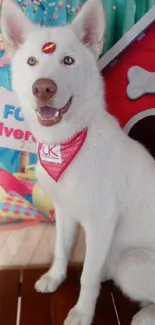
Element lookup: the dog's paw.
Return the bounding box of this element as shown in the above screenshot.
[132,306,155,325]
[35,272,65,293]
[64,307,92,325]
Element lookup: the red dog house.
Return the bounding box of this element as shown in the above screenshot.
[98,6,155,158]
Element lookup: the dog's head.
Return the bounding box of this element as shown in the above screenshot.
[1,0,105,143]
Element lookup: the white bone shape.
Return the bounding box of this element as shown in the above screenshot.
[126,66,155,100]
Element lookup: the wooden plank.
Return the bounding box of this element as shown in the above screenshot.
[50,267,80,325]
[50,267,118,325]
[0,270,20,325]
[94,282,119,325]
[20,268,50,325]
[111,283,139,325]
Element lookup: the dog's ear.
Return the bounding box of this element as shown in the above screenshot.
[72,0,105,59]
[1,0,34,56]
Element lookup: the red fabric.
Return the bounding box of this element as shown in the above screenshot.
[103,23,155,128]
[38,129,88,182]
[0,169,27,196]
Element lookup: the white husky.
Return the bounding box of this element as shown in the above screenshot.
[2,0,155,324]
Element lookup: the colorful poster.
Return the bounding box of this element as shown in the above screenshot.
[0,91,37,153]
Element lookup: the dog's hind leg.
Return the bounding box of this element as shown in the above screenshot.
[114,248,155,325]
[132,305,155,325]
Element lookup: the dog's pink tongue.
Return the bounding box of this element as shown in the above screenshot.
[39,106,59,118]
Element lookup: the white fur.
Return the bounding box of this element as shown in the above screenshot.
[2,1,155,324]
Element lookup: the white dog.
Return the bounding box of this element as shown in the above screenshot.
[2,0,155,324]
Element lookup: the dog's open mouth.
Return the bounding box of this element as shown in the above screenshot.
[36,97,72,127]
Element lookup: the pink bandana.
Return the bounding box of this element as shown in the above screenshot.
[38,129,88,182]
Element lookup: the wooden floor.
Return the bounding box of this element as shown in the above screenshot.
[0,266,139,325]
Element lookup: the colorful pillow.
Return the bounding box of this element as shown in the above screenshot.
[0,168,55,230]
[0,188,39,229]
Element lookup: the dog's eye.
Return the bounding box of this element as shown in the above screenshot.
[27,57,37,66]
[63,56,75,66]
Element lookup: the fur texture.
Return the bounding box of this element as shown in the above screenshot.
[2,1,155,324]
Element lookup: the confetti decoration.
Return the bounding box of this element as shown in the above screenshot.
[53,11,58,19]
[49,2,56,6]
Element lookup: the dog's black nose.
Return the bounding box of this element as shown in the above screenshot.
[32,78,57,100]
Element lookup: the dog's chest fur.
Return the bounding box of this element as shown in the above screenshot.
[36,118,122,224]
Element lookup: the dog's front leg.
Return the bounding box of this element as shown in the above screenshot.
[35,206,77,293]
[64,215,116,325]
